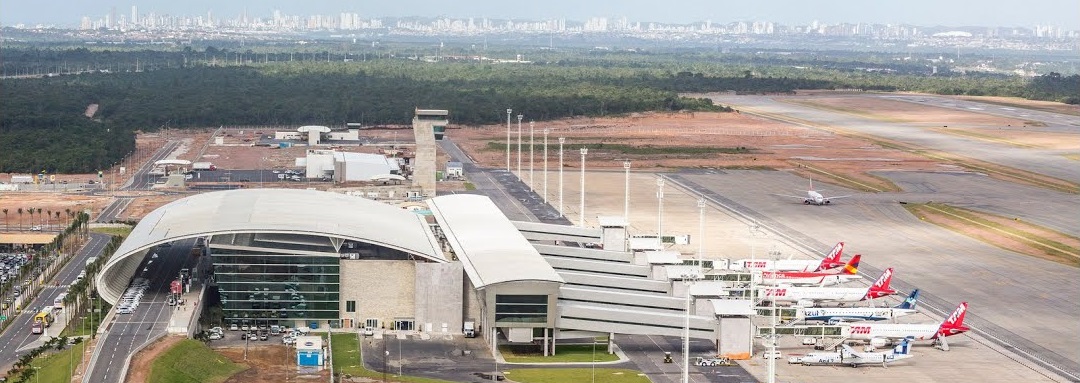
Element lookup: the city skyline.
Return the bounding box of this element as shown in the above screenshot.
[2,0,1079,30]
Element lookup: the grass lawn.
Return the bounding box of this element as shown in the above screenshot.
[331,333,363,373]
[148,339,246,383]
[91,226,133,238]
[506,368,650,383]
[28,341,86,383]
[501,344,619,363]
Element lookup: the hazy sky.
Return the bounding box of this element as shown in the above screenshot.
[3,0,1078,29]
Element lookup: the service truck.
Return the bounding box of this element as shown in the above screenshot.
[463,321,477,338]
[192,162,217,171]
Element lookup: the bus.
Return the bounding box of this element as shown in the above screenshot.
[53,293,67,310]
[31,307,55,334]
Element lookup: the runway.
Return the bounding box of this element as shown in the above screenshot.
[707,94,1080,184]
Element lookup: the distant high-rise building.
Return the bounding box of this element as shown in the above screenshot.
[131,5,138,26]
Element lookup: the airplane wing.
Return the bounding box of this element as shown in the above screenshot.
[826,195,852,200]
[840,344,863,358]
[772,193,807,200]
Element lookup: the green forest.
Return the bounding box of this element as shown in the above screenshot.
[1,46,1077,173]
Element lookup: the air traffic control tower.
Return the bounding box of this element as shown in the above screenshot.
[412,109,448,197]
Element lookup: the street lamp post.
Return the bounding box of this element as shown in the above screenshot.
[623,161,631,220]
[558,137,565,217]
[657,176,665,246]
[579,147,588,227]
[529,121,535,188]
[748,222,764,357]
[516,114,523,178]
[543,129,549,203]
[681,273,699,383]
[698,197,706,267]
[505,109,512,172]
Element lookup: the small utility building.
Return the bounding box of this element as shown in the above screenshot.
[295,335,324,366]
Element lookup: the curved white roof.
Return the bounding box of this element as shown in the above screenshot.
[154,159,192,166]
[96,188,443,304]
[297,125,332,133]
[428,194,563,289]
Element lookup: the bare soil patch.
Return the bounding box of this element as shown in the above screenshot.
[126,335,186,383]
[0,193,108,231]
[121,193,191,220]
[785,95,1033,126]
[453,111,940,192]
[216,345,328,383]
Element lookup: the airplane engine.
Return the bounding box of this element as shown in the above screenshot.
[796,299,815,308]
[869,338,889,348]
[824,200,831,204]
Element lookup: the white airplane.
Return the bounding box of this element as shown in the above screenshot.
[788,338,914,367]
[775,174,851,205]
[759,268,897,307]
[758,254,863,286]
[845,302,970,350]
[802,289,920,324]
[731,242,846,272]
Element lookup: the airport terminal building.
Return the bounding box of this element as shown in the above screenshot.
[98,188,754,358]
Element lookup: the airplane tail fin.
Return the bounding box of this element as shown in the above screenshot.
[865,268,897,299]
[814,242,845,271]
[809,173,814,191]
[893,337,913,355]
[895,289,920,310]
[937,302,970,337]
[840,254,861,275]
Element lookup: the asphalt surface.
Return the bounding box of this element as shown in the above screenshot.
[866,170,1079,238]
[708,94,1080,184]
[617,334,757,383]
[94,140,182,224]
[0,233,111,371]
[439,140,568,224]
[83,239,199,383]
[127,141,182,191]
[667,170,1080,381]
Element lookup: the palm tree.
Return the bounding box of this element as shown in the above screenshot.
[36,208,43,226]
[46,209,53,229]
[17,208,23,230]
[2,208,7,231]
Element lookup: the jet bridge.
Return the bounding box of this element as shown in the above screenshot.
[512,221,601,243]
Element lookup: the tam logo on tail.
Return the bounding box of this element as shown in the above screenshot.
[815,242,846,271]
[873,268,893,289]
[864,268,897,299]
[937,302,970,337]
[946,302,968,326]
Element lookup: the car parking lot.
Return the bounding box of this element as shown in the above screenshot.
[1,253,34,313]
[116,277,150,315]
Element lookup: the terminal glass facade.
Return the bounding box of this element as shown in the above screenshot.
[494,294,549,324]
[210,233,341,324]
